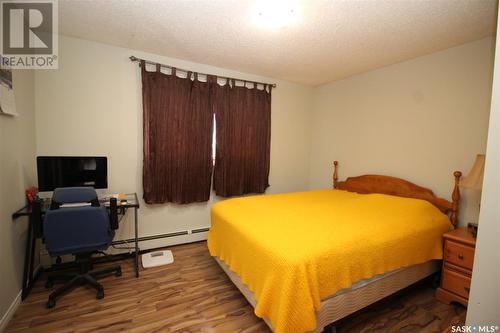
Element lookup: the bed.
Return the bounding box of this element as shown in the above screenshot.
[207,161,462,333]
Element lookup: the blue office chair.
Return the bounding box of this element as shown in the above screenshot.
[43,187,121,308]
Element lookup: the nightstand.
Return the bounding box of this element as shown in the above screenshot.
[436,227,476,306]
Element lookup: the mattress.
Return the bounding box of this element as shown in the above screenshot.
[208,189,452,333]
[326,265,405,297]
[215,257,440,333]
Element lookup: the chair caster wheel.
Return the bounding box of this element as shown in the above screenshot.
[46,298,56,309]
[96,289,104,299]
[45,280,53,289]
[115,269,122,277]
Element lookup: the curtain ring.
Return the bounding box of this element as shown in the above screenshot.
[172,67,177,76]
[155,63,160,72]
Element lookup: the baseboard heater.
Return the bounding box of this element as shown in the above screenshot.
[192,227,210,234]
[43,228,211,273]
[111,227,210,245]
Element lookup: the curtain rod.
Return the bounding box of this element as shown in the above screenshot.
[129,56,277,88]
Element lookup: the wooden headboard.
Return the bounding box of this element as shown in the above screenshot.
[332,161,462,227]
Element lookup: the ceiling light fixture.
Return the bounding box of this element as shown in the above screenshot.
[254,0,299,29]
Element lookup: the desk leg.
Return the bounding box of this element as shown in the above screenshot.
[134,207,139,278]
[21,217,35,300]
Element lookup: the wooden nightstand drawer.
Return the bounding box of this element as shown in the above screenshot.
[436,227,476,306]
[445,240,474,270]
[442,268,471,299]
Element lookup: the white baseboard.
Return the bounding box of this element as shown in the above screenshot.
[0,290,22,333]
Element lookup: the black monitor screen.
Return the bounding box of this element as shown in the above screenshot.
[37,156,108,191]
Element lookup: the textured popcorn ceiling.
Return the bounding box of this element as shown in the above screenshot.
[58,0,497,86]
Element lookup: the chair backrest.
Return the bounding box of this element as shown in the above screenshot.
[44,187,112,256]
[52,187,98,204]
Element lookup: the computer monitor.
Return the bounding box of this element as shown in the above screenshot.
[37,156,108,194]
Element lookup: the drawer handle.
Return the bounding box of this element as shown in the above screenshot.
[464,287,470,293]
[458,254,464,260]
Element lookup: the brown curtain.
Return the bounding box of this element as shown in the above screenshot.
[142,62,214,204]
[212,79,272,197]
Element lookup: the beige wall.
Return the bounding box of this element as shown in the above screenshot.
[309,38,494,226]
[0,70,36,327]
[34,35,313,248]
[466,13,500,326]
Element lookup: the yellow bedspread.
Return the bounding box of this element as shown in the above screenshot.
[207,189,452,333]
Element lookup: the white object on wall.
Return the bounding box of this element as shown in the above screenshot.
[0,67,17,116]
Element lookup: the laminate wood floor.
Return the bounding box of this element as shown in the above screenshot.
[5,242,466,333]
